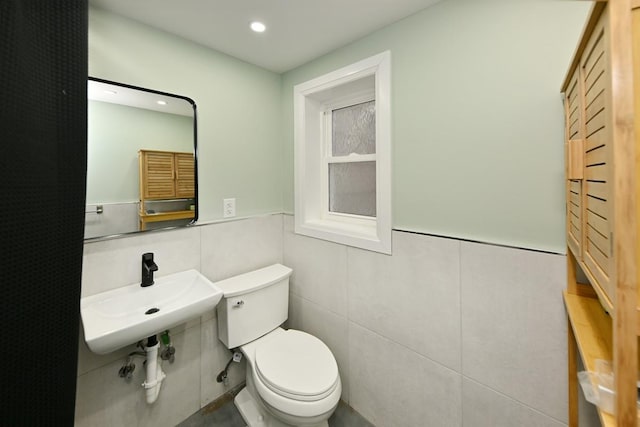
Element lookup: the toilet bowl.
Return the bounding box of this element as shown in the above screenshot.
[214,264,342,427]
[238,328,341,426]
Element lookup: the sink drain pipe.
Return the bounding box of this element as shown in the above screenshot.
[142,335,166,404]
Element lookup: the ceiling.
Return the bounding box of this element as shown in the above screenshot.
[88,80,194,116]
[89,0,444,73]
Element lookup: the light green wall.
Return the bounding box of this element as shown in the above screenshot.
[282,0,592,253]
[87,100,192,204]
[89,7,283,221]
[90,1,592,252]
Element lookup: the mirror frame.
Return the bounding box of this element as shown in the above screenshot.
[85,77,198,242]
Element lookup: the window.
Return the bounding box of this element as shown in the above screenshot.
[327,100,376,217]
[294,51,391,254]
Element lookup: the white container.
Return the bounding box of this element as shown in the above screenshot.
[578,359,640,415]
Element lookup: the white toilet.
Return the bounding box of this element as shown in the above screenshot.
[215,264,341,427]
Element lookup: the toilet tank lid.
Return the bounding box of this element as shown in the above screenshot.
[213,264,293,298]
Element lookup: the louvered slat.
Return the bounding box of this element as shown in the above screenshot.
[580,14,611,293]
[175,153,195,198]
[568,179,582,254]
[586,109,606,136]
[585,126,606,151]
[586,181,608,201]
[586,164,607,181]
[144,151,175,199]
[586,145,607,165]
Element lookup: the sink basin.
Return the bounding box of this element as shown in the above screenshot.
[80,269,223,354]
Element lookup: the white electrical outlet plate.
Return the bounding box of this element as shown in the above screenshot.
[223,198,236,218]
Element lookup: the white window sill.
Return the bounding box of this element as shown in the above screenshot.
[296,217,391,254]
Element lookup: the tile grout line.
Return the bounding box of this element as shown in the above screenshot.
[197,221,203,411]
[348,315,461,376]
[462,375,567,425]
[459,240,464,425]
[393,228,564,256]
[197,224,203,409]
[280,213,285,264]
[345,244,351,405]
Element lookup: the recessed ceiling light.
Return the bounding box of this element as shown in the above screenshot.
[250,21,266,33]
[157,100,167,106]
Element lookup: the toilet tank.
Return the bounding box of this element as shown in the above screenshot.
[215,264,292,349]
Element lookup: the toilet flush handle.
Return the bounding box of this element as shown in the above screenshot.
[233,300,244,308]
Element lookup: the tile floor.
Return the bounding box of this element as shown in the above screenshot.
[178,388,374,427]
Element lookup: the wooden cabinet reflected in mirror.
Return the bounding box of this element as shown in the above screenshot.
[138,149,195,230]
[85,77,198,240]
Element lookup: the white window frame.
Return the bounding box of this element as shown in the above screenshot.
[294,51,391,254]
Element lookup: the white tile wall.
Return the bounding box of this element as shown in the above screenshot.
[462,378,565,427]
[348,231,461,371]
[284,216,348,316]
[349,323,462,427]
[287,292,304,331]
[75,324,202,427]
[199,316,247,407]
[200,214,283,282]
[76,215,282,426]
[460,241,568,422]
[282,214,600,426]
[77,214,601,426]
[84,202,139,240]
[291,297,350,402]
[81,226,201,297]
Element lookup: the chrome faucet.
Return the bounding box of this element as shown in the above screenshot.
[141,253,158,287]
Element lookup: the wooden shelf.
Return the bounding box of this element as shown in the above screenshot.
[139,210,195,224]
[564,290,615,427]
[562,2,640,425]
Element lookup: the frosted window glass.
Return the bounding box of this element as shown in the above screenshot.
[329,162,376,217]
[332,101,375,156]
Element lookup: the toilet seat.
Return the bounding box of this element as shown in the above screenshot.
[255,329,339,401]
[246,328,342,425]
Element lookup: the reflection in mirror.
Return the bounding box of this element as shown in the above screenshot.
[85,78,198,240]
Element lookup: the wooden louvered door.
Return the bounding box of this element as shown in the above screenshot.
[565,66,583,259]
[175,152,195,198]
[142,150,176,199]
[139,150,195,200]
[562,5,614,305]
[581,9,613,303]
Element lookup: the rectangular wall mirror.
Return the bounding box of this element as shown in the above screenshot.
[85,77,198,240]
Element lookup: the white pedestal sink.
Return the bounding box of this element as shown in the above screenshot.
[80,269,223,355]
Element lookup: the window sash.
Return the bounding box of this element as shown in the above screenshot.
[321,102,377,219]
[326,154,376,164]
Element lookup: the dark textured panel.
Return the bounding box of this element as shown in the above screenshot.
[0,0,87,424]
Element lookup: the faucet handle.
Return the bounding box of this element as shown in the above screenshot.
[141,253,159,287]
[142,253,158,271]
